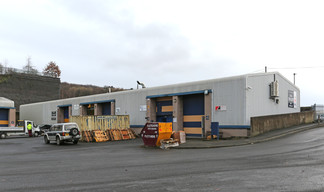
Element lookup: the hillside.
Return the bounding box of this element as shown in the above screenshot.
[60,82,125,99]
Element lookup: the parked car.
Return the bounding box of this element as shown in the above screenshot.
[39,124,52,135]
[44,123,81,145]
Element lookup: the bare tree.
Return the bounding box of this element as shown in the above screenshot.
[23,56,38,74]
[43,61,61,78]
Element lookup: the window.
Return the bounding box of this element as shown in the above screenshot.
[64,124,77,131]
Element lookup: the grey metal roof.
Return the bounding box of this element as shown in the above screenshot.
[22,71,297,106]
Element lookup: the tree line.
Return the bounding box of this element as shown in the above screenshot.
[0,57,61,78]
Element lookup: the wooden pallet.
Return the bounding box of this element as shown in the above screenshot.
[82,129,136,143]
[121,129,130,140]
[92,130,109,142]
[82,130,93,142]
[104,130,111,141]
[106,130,115,141]
[111,129,123,141]
[128,129,136,139]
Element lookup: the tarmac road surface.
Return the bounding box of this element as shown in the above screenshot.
[1,127,324,192]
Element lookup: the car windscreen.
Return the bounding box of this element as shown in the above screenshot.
[64,124,78,131]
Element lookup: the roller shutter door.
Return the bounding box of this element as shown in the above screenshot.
[156,97,173,122]
[0,109,9,127]
[183,94,204,137]
[102,102,111,115]
[63,107,69,123]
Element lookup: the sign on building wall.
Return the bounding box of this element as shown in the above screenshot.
[74,104,79,110]
[140,105,147,112]
[51,111,56,121]
[288,90,297,108]
[215,105,227,111]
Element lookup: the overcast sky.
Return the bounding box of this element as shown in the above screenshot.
[0,0,324,106]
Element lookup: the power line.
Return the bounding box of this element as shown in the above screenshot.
[251,66,324,73]
[269,66,324,70]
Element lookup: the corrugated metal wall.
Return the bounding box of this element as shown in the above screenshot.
[211,76,246,126]
[246,73,300,124]
[20,72,300,129]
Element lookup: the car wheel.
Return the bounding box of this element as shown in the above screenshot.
[0,133,6,139]
[34,132,39,137]
[70,128,79,136]
[73,140,79,144]
[44,136,50,144]
[56,136,62,145]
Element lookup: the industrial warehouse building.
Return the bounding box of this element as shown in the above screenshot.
[20,72,300,137]
[0,97,16,127]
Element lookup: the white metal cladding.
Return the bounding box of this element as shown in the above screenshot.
[210,76,246,125]
[0,97,14,108]
[245,73,300,124]
[20,72,298,127]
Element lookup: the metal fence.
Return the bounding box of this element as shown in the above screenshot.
[0,66,52,77]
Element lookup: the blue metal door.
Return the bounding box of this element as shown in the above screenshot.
[156,97,173,122]
[63,107,69,123]
[0,109,9,127]
[183,94,205,137]
[102,102,111,115]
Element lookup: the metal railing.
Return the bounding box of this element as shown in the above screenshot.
[0,66,52,77]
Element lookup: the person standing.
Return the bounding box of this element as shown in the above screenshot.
[27,123,32,137]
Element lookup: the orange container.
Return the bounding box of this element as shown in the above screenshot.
[156,122,172,146]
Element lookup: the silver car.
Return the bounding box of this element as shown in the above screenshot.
[44,123,81,145]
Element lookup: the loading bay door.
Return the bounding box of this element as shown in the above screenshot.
[63,107,70,123]
[156,97,173,122]
[183,94,205,137]
[0,109,9,127]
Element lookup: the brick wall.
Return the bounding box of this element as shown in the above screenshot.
[0,73,60,111]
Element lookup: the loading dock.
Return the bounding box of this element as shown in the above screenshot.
[81,103,94,116]
[146,90,212,137]
[80,100,115,116]
[0,97,16,127]
[0,108,9,127]
[57,104,72,123]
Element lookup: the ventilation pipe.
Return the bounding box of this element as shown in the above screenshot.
[137,81,146,89]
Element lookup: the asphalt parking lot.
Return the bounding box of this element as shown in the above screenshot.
[2,128,324,192]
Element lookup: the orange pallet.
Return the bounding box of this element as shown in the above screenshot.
[92,130,109,142]
[121,129,130,140]
[82,130,93,142]
[111,129,123,141]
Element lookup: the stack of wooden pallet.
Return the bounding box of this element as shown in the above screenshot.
[81,129,136,142]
